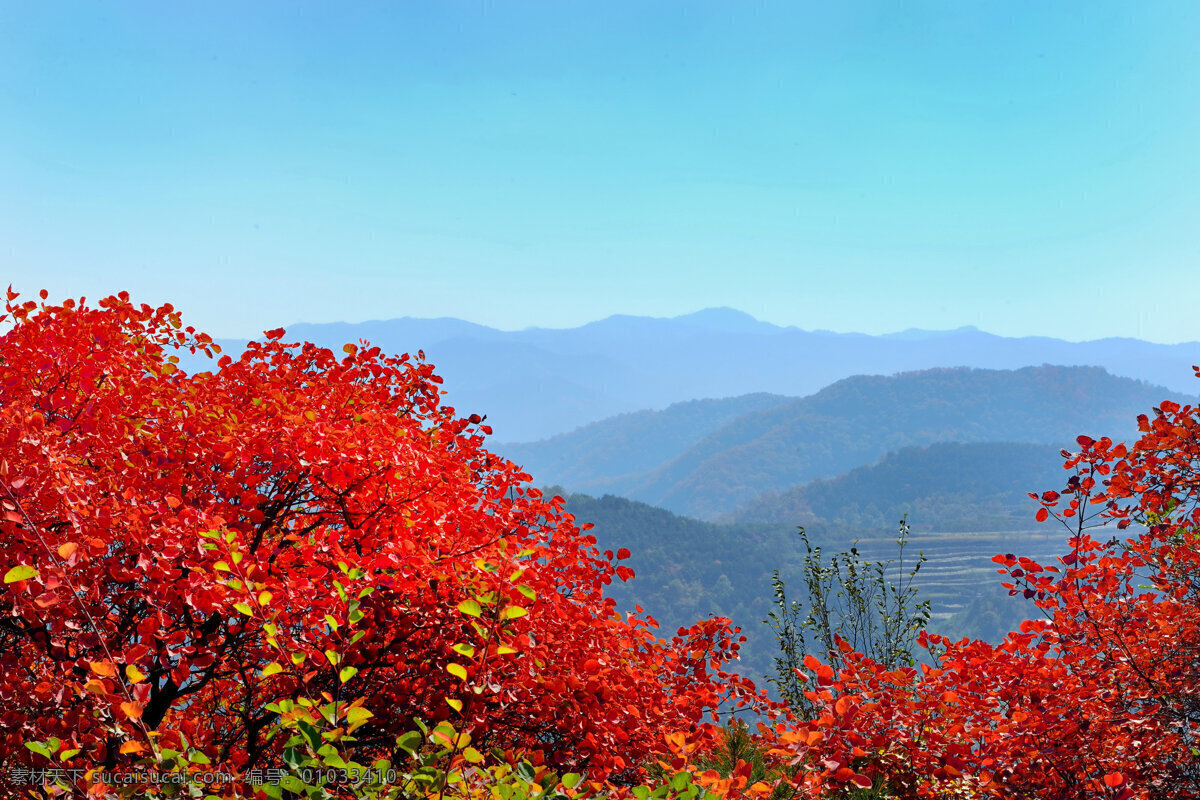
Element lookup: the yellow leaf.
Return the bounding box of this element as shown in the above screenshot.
[446,663,468,681]
[261,662,284,678]
[3,564,37,583]
[125,665,147,683]
[119,741,144,755]
[462,747,484,764]
[258,590,272,606]
[58,542,79,559]
[446,698,463,712]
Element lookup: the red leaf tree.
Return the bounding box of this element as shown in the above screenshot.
[771,395,1200,799]
[0,291,756,790]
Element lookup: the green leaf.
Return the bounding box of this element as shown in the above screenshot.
[261,662,284,678]
[500,606,527,620]
[346,706,372,726]
[452,643,475,657]
[233,602,254,616]
[4,565,37,583]
[456,599,482,617]
[24,741,52,759]
[297,719,322,752]
[396,730,422,755]
[339,666,358,683]
[515,584,536,600]
[187,749,212,764]
[279,775,306,793]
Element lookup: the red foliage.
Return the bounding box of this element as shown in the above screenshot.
[0,291,757,788]
[770,389,1200,798]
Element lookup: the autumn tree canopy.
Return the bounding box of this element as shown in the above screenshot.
[774,394,1200,799]
[0,290,757,796]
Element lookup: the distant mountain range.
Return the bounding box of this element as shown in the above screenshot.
[503,365,1186,519]
[184,308,1200,442]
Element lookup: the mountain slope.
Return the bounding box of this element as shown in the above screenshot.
[727,441,1069,530]
[586,365,1184,519]
[497,393,793,492]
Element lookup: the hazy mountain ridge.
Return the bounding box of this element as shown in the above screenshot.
[184,308,1200,441]
[511,365,1188,519]
[498,393,793,490]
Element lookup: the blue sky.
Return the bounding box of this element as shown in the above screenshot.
[2,2,1199,342]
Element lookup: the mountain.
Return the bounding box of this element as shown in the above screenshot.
[508,366,1186,519]
[179,309,1200,442]
[498,393,793,491]
[557,490,793,685]
[726,442,1069,530]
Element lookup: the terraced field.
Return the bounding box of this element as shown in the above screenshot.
[847,527,1076,625]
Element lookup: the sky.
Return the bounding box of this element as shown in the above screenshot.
[2,1,1199,342]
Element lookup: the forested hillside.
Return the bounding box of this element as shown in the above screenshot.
[498,393,792,492]
[728,441,1068,529]
[512,365,1185,519]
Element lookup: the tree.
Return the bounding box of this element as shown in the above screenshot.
[767,392,1200,799]
[0,290,758,796]
[765,521,929,717]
